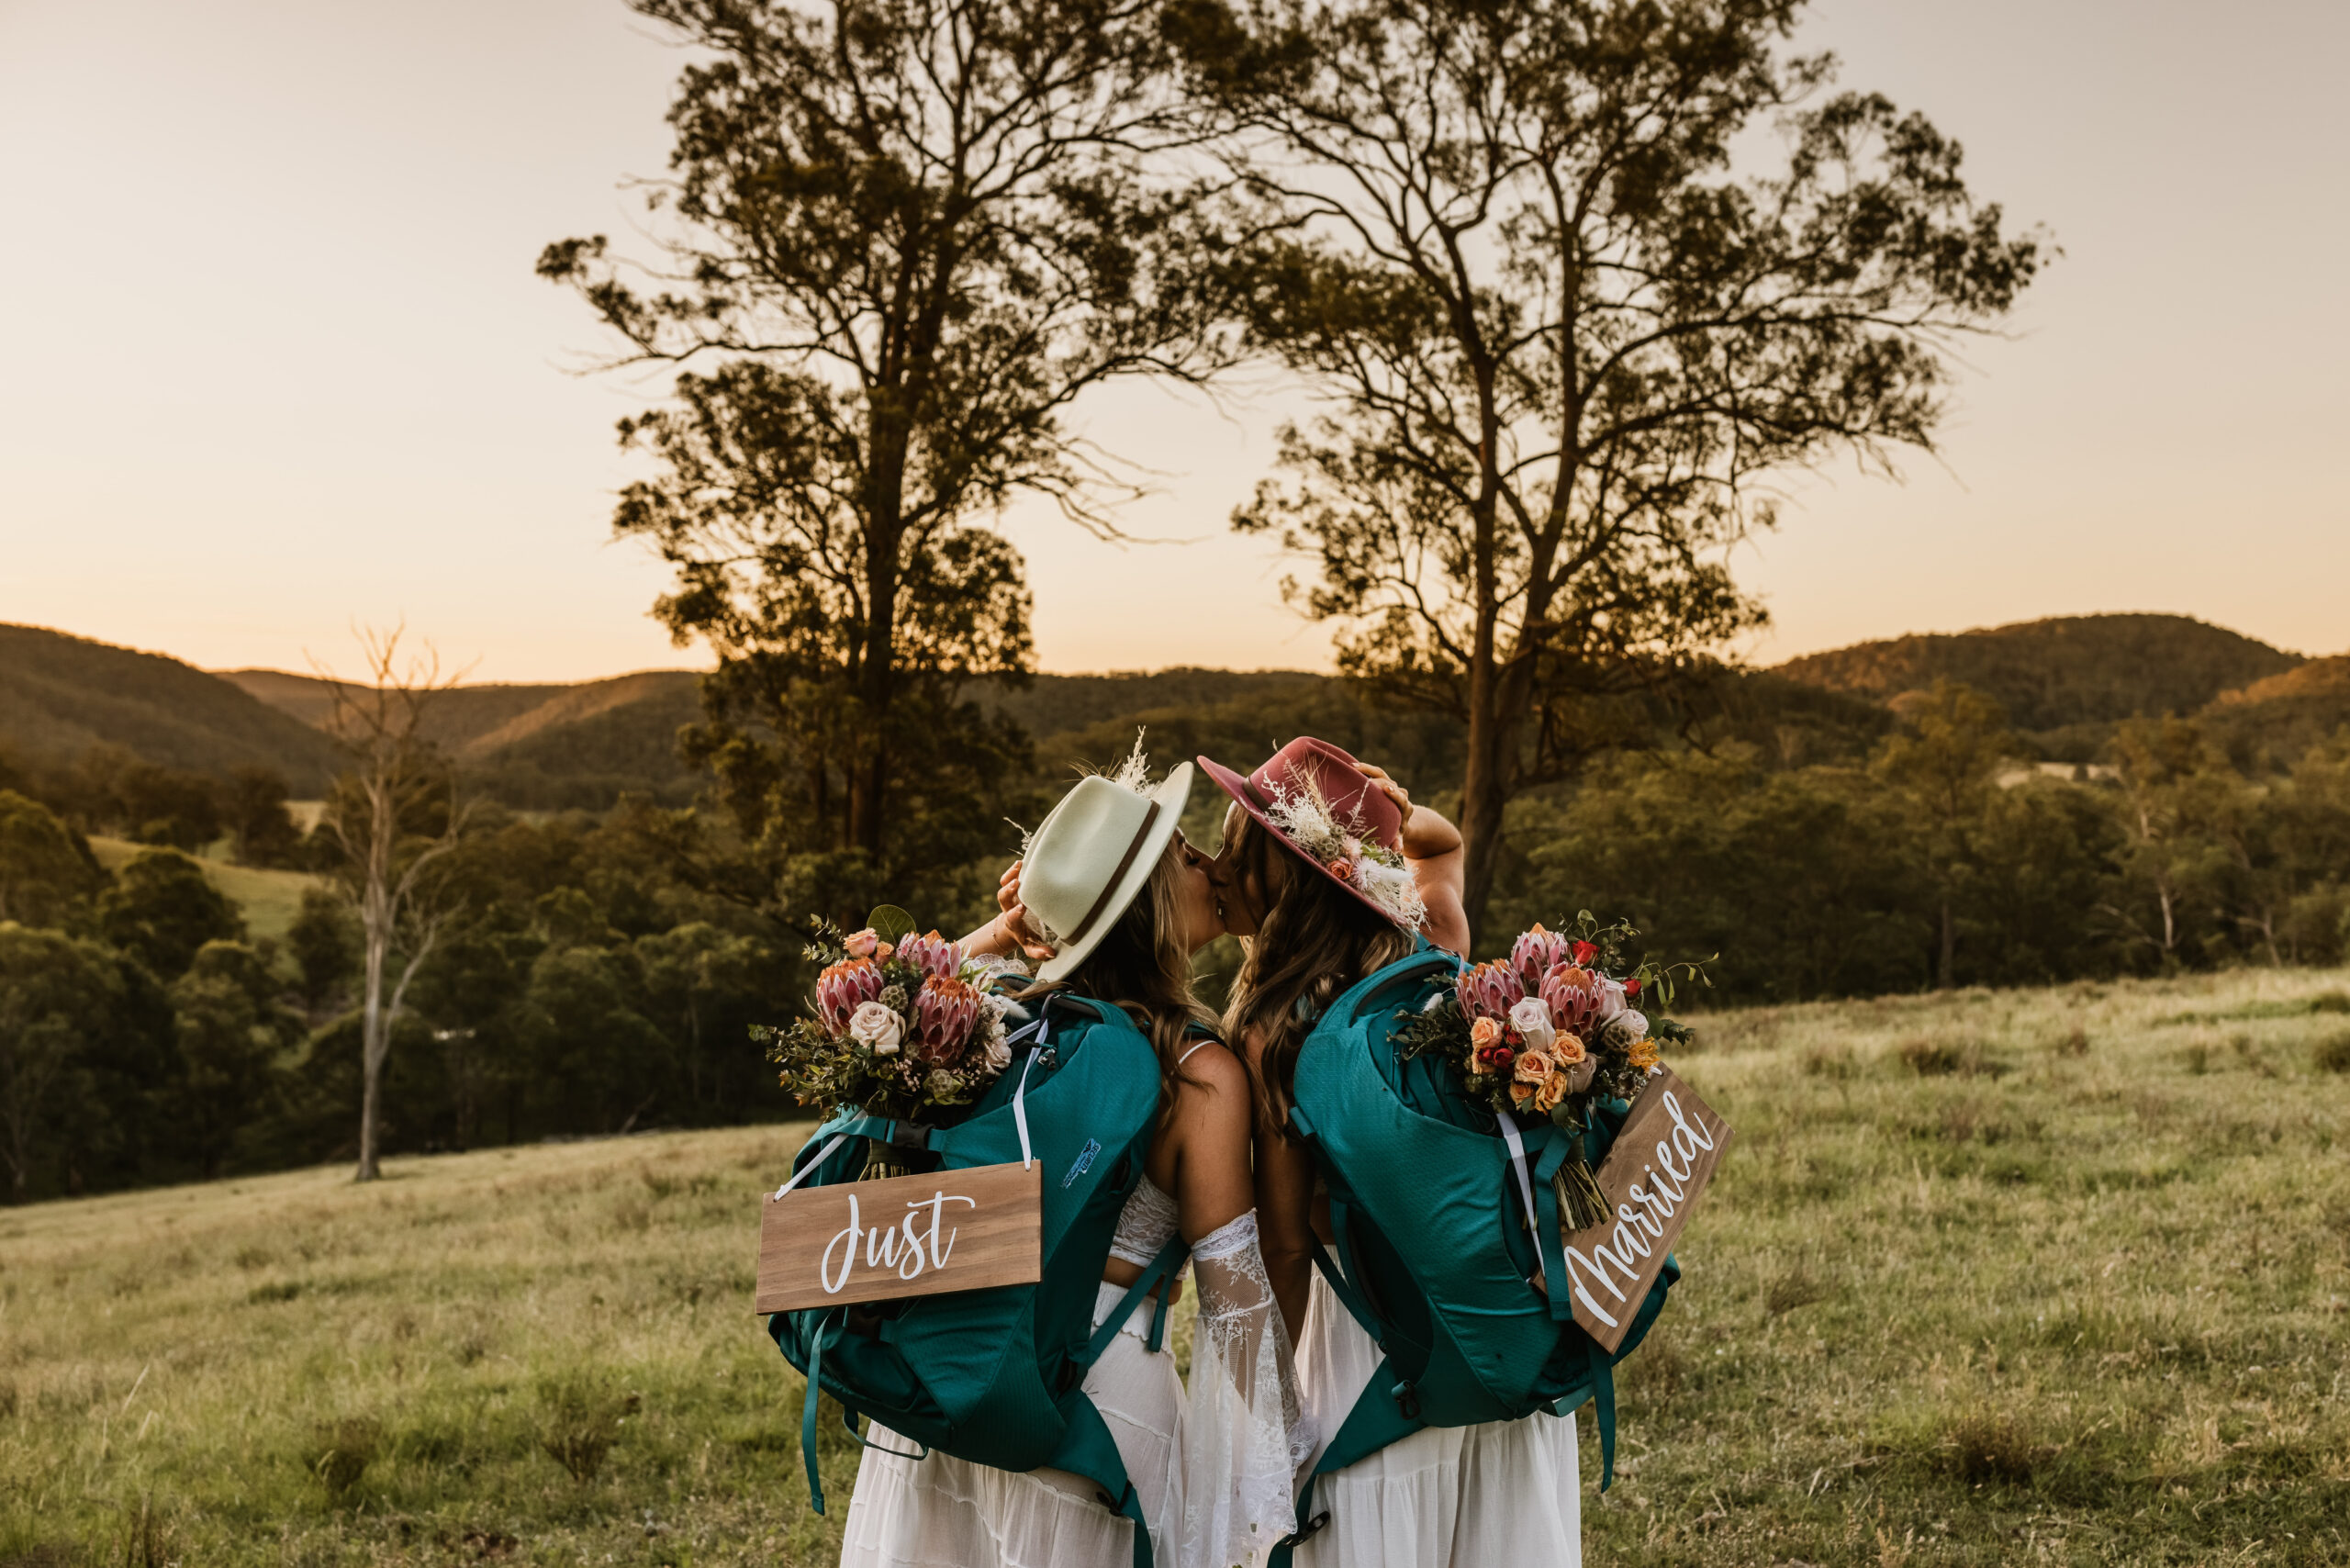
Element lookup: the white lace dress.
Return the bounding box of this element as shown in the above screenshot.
[840,1170,1308,1568]
[1292,1271,1581,1567]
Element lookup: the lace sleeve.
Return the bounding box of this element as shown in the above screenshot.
[1179,1210,1313,1568]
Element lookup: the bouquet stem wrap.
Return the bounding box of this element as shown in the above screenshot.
[858,1137,913,1183]
[1552,1147,1610,1234]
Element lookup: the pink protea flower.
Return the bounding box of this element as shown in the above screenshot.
[1540,964,1604,1036]
[911,975,982,1066]
[816,958,885,1034]
[1455,960,1526,1021]
[896,931,963,985]
[1510,924,1573,990]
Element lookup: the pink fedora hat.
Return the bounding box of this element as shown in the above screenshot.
[1196,737,1423,927]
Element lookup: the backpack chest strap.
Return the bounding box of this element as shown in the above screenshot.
[1081,1231,1190,1366]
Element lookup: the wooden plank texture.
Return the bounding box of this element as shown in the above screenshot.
[1560,1067,1732,1353]
[756,1159,1041,1315]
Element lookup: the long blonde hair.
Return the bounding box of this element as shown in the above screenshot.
[1219,807,1416,1129]
[1018,839,1215,1127]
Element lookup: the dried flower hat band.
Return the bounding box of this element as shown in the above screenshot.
[1197,736,1427,931]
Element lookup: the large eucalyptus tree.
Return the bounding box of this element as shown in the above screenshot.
[1167,0,2045,924]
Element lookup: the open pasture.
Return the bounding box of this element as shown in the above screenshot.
[4,966,2347,1566]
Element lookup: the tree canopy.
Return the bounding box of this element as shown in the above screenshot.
[1168,0,2045,921]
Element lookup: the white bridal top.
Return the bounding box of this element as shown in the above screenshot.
[1108,1043,1314,1568]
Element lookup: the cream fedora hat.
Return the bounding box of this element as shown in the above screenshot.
[1025,761,1194,982]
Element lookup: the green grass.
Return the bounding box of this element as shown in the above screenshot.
[88,835,324,942]
[5,967,2348,1564]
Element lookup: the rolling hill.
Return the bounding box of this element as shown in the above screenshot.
[1771,613,2304,733]
[221,667,708,809]
[10,612,2338,814]
[0,623,344,788]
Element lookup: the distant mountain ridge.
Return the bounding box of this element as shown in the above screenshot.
[217,668,703,761]
[0,623,344,788]
[1771,613,2306,734]
[7,614,2340,812]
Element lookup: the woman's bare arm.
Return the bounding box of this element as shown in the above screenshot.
[1357,765,1471,956]
[1165,1043,1256,1243]
[1243,1026,1319,1345]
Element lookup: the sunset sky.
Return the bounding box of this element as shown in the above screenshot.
[1,0,2344,683]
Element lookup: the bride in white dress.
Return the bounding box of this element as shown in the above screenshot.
[839,755,1309,1568]
[1201,741,1583,1568]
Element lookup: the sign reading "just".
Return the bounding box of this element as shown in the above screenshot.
[1560,1067,1732,1353]
[755,1160,1042,1315]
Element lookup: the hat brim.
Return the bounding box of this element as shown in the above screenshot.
[1036,761,1195,982]
[1196,753,1419,929]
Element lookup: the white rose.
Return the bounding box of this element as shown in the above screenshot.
[848,1001,902,1057]
[983,1036,1012,1073]
[1507,996,1557,1051]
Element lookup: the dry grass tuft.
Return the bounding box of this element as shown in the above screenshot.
[538,1376,638,1484]
[308,1417,381,1504]
[1936,1409,2050,1485]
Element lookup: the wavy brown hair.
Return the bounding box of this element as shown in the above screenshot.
[1016,839,1215,1128]
[1218,806,1416,1129]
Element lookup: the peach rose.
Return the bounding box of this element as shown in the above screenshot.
[1553,1033,1586,1064]
[1535,1070,1572,1113]
[1470,1016,1505,1052]
[1509,1077,1538,1107]
[1513,1048,1555,1085]
[844,928,881,958]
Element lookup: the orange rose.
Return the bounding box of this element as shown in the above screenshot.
[1509,1078,1537,1106]
[1553,1033,1586,1064]
[1514,1048,1555,1084]
[1536,1070,1572,1113]
[1470,1016,1505,1052]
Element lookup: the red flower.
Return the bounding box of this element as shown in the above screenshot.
[1571,940,1598,966]
[1474,1041,1516,1076]
[1624,978,1642,998]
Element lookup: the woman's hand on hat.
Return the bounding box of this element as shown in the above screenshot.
[996,860,1056,964]
[1356,762,1412,819]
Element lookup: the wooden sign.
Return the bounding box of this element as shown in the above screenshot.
[1559,1067,1732,1353]
[756,1160,1042,1315]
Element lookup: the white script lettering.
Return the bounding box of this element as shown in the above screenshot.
[822,1195,863,1294]
[818,1189,981,1295]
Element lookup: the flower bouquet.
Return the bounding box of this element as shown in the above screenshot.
[1393,914,1702,1231]
[754,907,1028,1181]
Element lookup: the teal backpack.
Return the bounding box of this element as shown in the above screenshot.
[1271,946,1678,1564]
[767,994,1190,1568]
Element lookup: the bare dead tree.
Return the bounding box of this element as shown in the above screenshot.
[315,627,473,1182]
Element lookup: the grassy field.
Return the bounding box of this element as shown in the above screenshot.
[87,836,323,943]
[6,967,2349,1566]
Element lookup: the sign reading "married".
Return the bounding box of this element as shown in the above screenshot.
[1561,1068,1732,1353]
[755,1160,1042,1315]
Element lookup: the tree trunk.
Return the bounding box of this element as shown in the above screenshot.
[1458,700,1512,940]
[356,919,388,1181]
[1937,898,1956,990]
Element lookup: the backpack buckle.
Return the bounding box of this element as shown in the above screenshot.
[1276,1511,1331,1548]
[1391,1380,1421,1419]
